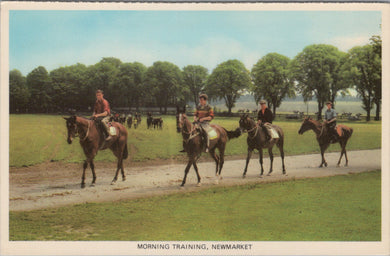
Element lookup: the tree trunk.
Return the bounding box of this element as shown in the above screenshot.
[375,100,380,121]
[227,106,232,115]
[317,101,323,120]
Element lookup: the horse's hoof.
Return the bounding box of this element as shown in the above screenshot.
[259,175,263,179]
[122,177,126,182]
[325,163,328,167]
[90,183,95,187]
[267,173,271,176]
[196,183,202,187]
[81,184,86,189]
[111,181,116,185]
[242,175,246,179]
[214,180,219,185]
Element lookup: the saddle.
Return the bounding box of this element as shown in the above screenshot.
[263,123,279,139]
[194,123,218,140]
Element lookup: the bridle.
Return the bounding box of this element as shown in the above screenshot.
[178,113,200,142]
[70,118,91,142]
[240,117,259,139]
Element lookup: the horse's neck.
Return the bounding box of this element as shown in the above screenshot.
[309,120,323,136]
[76,117,91,133]
[182,117,193,134]
[247,119,257,131]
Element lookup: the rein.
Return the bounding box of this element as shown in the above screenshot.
[76,119,91,142]
[242,119,259,139]
[179,115,200,143]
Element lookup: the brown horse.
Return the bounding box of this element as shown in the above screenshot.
[239,114,286,177]
[298,117,353,167]
[64,116,128,188]
[176,107,241,187]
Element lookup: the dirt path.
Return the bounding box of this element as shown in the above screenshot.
[9,149,381,211]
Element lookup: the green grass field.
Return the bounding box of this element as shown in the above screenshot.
[9,114,381,167]
[9,170,381,241]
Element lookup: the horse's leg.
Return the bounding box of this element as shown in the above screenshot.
[209,148,219,176]
[337,141,345,167]
[181,159,193,187]
[344,145,349,166]
[110,141,125,185]
[121,158,126,181]
[267,147,274,176]
[111,157,123,185]
[216,143,226,178]
[192,161,201,187]
[259,148,265,177]
[243,147,253,178]
[278,140,286,175]
[319,144,328,167]
[90,160,96,186]
[81,160,88,188]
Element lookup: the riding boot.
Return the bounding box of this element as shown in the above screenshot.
[205,135,209,153]
[105,128,112,142]
[202,131,209,152]
[179,142,186,153]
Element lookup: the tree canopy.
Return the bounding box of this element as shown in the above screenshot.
[9,37,381,120]
[251,53,295,117]
[206,59,251,114]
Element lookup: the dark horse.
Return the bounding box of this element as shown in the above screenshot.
[146,112,153,129]
[176,106,241,187]
[239,114,286,177]
[298,117,353,167]
[64,116,128,188]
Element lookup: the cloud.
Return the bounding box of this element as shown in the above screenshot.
[89,36,264,72]
[326,35,371,52]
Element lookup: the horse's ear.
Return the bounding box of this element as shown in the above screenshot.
[63,117,68,120]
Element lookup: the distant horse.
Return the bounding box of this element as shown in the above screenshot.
[152,117,163,129]
[64,116,128,188]
[239,114,286,177]
[176,106,241,187]
[119,114,126,124]
[146,112,153,129]
[298,117,353,167]
[127,115,132,129]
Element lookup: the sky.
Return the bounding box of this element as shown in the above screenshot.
[9,10,382,76]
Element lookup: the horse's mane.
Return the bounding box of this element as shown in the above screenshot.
[73,115,91,121]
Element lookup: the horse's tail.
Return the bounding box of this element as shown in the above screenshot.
[224,127,242,140]
[123,142,129,159]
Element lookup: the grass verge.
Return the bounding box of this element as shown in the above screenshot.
[9,170,381,241]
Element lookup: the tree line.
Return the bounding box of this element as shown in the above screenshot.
[10,35,381,121]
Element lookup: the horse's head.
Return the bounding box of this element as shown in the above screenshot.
[298,116,314,135]
[176,106,186,133]
[64,116,77,144]
[239,114,255,132]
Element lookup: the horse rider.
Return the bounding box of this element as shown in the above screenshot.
[194,94,215,152]
[92,89,112,141]
[257,100,273,143]
[180,94,214,153]
[324,101,339,143]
